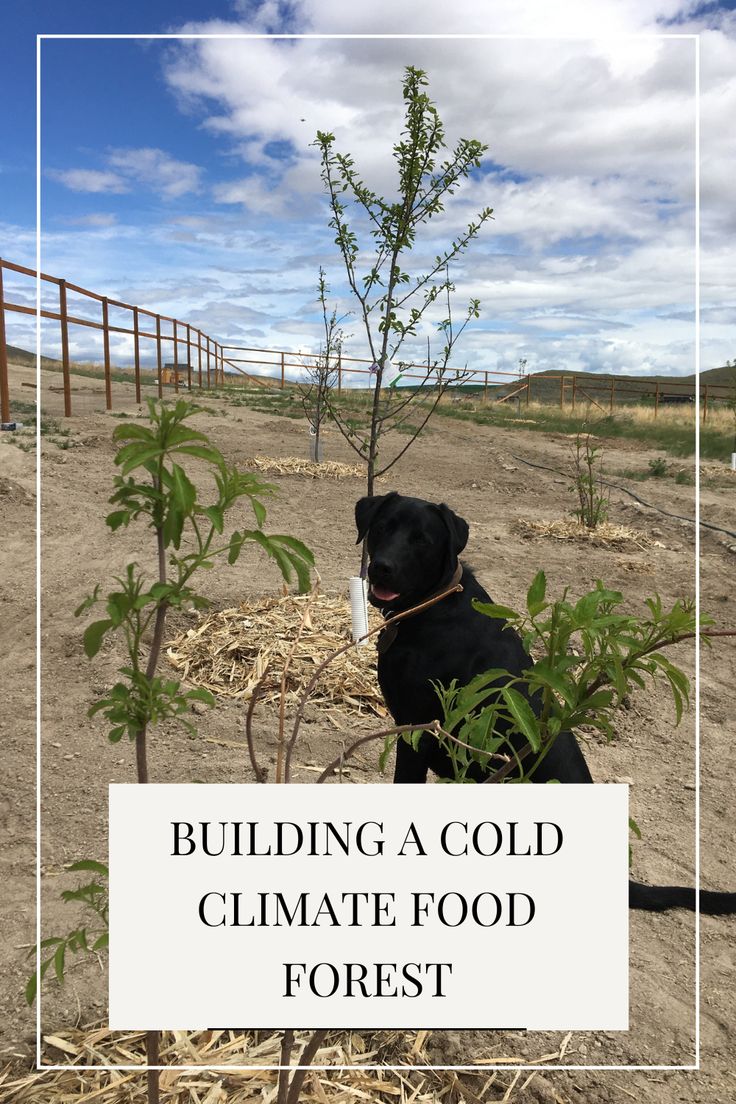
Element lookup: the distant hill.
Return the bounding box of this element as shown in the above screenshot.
[5,343,734,399]
[6,344,63,370]
[530,363,734,389]
[491,363,734,405]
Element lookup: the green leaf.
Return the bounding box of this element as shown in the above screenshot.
[74,586,100,618]
[105,510,130,532]
[170,463,197,515]
[92,932,109,951]
[251,497,267,528]
[378,735,398,774]
[25,971,37,1006]
[530,662,576,707]
[472,600,518,621]
[500,687,541,752]
[116,443,164,476]
[112,423,156,444]
[176,444,224,465]
[83,620,113,658]
[68,860,108,876]
[186,688,215,706]
[526,570,547,616]
[202,505,224,534]
[53,942,66,984]
[228,530,244,565]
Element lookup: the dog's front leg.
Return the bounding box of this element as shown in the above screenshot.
[393,735,430,783]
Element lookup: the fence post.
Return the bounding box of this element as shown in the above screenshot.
[219,344,225,387]
[133,306,142,404]
[102,297,112,411]
[702,385,709,423]
[571,375,577,413]
[0,263,12,425]
[156,315,163,399]
[173,320,179,393]
[59,280,72,417]
[654,381,660,419]
[186,323,192,391]
[206,336,211,389]
[197,331,202,389]
[280,350,285,389]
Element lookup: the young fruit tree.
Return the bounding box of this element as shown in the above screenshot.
[313,66,493,564]
[299,268,348,463]
[47,399,313,1104]
[570,432,609,530]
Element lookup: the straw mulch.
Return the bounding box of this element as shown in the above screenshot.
[245,456,365,479]
[0,1026,575,1103]
[166,594,387,718]
[514,518,660,550]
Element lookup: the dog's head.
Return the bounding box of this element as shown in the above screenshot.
[355,492,469,610]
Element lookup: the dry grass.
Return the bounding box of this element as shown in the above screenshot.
[514,518,661,550]
[0,1026,575,1103]
[522,399,731,430]
[166,593,386,718]
[244,456,366,479]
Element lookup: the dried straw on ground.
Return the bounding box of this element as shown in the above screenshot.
[514,518,660,550]
[0,1026,575,1103]
[245,456,366,479]
[166,594,386,717]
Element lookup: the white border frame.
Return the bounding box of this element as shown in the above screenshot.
[35,30,702,1074]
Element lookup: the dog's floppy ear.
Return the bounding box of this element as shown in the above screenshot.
[355,492,398,544]
[434,502,469,558]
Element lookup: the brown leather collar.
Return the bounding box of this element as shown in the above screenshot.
[376,562,464,655]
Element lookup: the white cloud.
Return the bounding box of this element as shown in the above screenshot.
[50,149,203,201]
[213,175,289,216]
[66,212,119,227]
[107,147,203,198]
[35,1,736,378]
[48,168,128,193]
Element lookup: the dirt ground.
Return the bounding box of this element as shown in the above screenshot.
[1,360,734,1102]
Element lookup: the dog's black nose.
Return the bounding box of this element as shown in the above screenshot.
[371,557,394,581]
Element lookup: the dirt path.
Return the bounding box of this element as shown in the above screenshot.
[1,361,734,1101]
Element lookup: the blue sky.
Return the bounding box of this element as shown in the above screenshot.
[2,1,735,379]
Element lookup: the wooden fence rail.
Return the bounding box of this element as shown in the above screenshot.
[0,257,227,419]
[1,257,733,425]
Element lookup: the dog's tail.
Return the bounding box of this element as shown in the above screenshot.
[629,880,736,915]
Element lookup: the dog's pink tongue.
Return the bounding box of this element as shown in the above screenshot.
[372,584,400,602]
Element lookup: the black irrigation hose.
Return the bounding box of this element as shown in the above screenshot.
[507,452,736,542]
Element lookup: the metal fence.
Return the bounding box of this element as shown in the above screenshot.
[1,256,732,424]
[0,257,232,422]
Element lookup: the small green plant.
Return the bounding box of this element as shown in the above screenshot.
[648,457,668,477]
[428,572,705,783]
[76,398,312,776]
[33,398,313,1102]
[675,468,693,485]
[571,432,609,529]
[26,861,109,1005]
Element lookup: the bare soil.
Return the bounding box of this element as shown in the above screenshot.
[1,360,734,1102]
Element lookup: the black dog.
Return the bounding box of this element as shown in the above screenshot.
[356,491,735,915]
